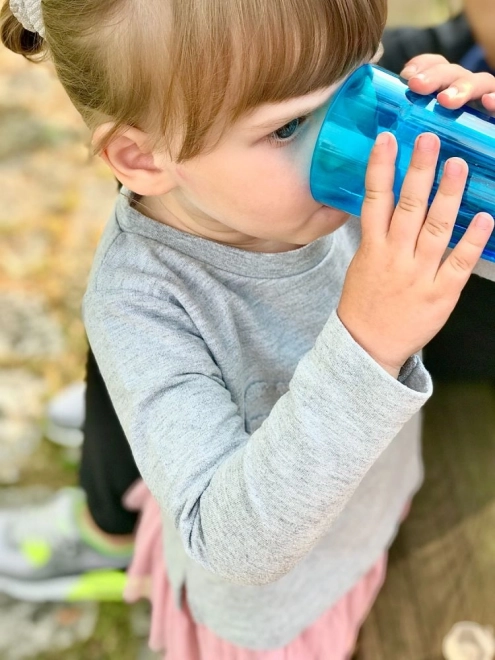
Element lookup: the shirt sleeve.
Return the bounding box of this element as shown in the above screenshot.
[83,288,431,586]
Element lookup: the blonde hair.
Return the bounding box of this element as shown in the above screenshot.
[1,0,386,161]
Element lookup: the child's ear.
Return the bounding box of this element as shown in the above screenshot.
[92,124,177,196]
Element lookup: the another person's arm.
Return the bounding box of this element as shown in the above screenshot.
[380,13,474,75]
[464,0,495,69]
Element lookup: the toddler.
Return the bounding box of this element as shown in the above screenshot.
[3,0,495,657]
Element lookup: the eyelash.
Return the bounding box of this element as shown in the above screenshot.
[266,115,309,147]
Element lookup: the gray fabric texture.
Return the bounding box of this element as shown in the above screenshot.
[83,190,437,650]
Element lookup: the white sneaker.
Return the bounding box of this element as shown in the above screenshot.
[44,382,86,448]
[0,487,132,601]
[442,621,495,660]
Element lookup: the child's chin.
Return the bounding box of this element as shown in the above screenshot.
[304,208,349,243]
[319,206,349,227]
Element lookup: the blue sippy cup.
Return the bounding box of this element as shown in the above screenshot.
[310,64,495,261]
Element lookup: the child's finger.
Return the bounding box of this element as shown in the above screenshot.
[387,133,439,252]
[436,212,494,292]
[437,72,495,110]
[415,158,468,270]
[400,54,448,79]
[361,132,397,243]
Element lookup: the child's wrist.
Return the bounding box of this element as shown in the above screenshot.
[337,310,404,379]
[358,340,403,378]
[370,357,401,380]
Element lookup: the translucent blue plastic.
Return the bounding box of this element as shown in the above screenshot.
[310,64,495,261]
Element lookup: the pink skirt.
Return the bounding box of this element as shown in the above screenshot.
[123,481,388,660]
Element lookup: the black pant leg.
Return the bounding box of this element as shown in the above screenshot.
[79,344,140,535]
[424,275,495,382]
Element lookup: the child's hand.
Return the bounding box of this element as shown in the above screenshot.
[337,131,494,378]
[400,54,495,113]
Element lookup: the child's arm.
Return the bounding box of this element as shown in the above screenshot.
[84,275,430,586]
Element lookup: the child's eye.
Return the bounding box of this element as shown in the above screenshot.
[267,115,309,146]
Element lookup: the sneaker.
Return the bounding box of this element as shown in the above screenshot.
[44,382,86,448]
[0,487,133,601]
[442,621,495,660]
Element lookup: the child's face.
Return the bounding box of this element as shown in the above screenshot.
[151,80,350,252]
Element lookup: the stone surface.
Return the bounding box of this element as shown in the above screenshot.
[130,601,163,659]
[0,44,120,659]
[0,595,98,660]
[0,370,44,484]
[0,293,64,359]
[0,485,53,508]
[137,644,163,660]
[129,600,153,639]
[0,106,80,162]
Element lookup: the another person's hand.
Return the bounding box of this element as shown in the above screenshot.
[400,53,495,112]
[337,131,494,378]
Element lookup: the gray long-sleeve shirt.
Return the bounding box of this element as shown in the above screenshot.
[83,191,450,649]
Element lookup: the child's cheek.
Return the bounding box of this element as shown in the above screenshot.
[283,141,314,193]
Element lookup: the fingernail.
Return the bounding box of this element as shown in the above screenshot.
[410,73,427,82]
[442,86,459,99]
[417,133,437,151]
[486,93,495,101]
[445,158,464,176]
[376,132,390,146]
[401,65,417,78]
[475,213,493,230]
